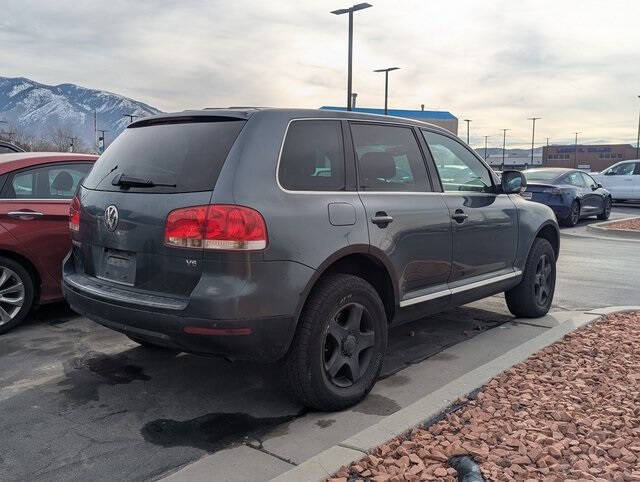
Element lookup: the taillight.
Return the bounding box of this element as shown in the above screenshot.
[164,204,267,251]
[69,195,80,232]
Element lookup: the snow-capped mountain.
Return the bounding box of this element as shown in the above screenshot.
[0,76,162,148]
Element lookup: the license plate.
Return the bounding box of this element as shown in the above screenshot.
[99,249,136,285]
[521,191,533,200]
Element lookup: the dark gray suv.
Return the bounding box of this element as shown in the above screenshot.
[62,108,559,410]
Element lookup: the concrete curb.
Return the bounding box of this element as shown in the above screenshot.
[271,307,640,482]
[586,216,640,240]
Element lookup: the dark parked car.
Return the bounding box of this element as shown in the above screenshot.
[0,140,25,154]
[522,168,612,227]
[0,152,97,334]
[62,109,559,410]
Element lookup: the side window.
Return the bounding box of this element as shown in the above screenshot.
[580,172,597,189]
[564,172,585,187]
[4,163,92,199]
[634,162,640,175]
[278,120,345,191]
[350,123,429,192]
[422,130,493,193]
[608,163,635,176]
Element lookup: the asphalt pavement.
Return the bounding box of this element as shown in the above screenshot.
[0,204,638,482]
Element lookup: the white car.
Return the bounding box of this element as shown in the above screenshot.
[592,159,640,202]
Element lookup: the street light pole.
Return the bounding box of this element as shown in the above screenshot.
[123,114,139,124]
[574,132,581,169]
[351,93,358,109]
[331,3,372,111]
[527,117,540,170]
[373,67,400,115]
[501,129,509,171]
[484,135,489,160]
[463,119,472,145]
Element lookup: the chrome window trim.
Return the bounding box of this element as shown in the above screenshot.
[399,270,522,307]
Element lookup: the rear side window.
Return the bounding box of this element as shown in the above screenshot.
[563,171,585,187]
[83,118,245,193]
[278,120,345,191]
[4,163,92,199]
[350,123,429,192]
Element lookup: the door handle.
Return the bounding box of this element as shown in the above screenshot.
[371,212,393,227]
[7,211,44,218]
[451,209,468,223]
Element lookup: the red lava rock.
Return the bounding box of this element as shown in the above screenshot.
[329,312,640,482]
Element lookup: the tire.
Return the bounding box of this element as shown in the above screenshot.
[597,197,612,220]
[283,273,388,411]
[561,200,580,227]
[0,256,35,335]
[505,238,556,318]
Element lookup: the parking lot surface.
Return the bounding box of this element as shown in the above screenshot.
[0,204,638,481]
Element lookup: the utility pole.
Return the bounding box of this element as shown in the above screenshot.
[123,113,139,124]
[574,132,581,169]
[463,119,472,145]
[546,137,550,147]
[484,135,489,160]
[527,117,540,170]
[501,129,510,171]
[331,3,373,111]
[373,67,400,115]
[351,93,358,109]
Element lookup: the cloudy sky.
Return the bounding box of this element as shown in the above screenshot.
[2,0,640,148]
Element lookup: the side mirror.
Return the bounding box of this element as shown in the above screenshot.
[501,170,527,194]
[596,183,603,189]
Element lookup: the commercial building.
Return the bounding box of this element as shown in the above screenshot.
[320,106,458,135]
[543,144,638,171]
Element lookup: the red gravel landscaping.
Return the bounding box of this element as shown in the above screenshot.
[330,312,640,481]
[604,218,640,232]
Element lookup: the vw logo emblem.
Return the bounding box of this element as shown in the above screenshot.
[104,205,119,231]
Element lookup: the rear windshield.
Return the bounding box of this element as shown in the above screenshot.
[83,118,245,193]
[524,171,561,182]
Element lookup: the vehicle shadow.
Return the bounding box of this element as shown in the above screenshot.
[0,303,513,481]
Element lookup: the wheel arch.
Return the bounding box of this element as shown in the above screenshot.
[293,245,398,325]
[533,221,560,260]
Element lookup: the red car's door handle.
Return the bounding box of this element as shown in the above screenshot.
[7,211,44,219]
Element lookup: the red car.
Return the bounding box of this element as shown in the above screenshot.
[0,152,97,333]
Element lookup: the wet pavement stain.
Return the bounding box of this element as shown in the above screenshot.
[141,411,305,452]
[315,419,335,428]
[352,393,401,416]
[57,351,151,404]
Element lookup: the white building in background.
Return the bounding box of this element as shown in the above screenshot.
[485,153,543,169]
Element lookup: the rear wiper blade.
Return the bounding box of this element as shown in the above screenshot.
[112,173,176,188]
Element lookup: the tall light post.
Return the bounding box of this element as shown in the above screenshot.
[501,128,510,171]
[463,119,472,144]
[574,132,581,168]
[484,135,489,160]
[351,92,358,109]
[527,117,540,170]
[123,113,139,124]
[373,67,399,115]
[331,3,373,111]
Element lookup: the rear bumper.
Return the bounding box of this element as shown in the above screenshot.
[525,194,571,220]
[62,254,312,362]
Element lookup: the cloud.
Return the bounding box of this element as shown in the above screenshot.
[1,0,639,147]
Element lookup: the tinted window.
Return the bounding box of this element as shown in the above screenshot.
[278,120,345,191]
[634,162,640,175]
[4,163,92,199]
[563,171,585,187]
[525,170,562,182]
[0,146,16,154]
[83,118,245,193]
[607,163,635,176]
[422,131,493,192]
[580,172,597,189]
[350,124,428,192]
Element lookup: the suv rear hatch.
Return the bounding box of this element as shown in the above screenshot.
[73,115,247,299]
